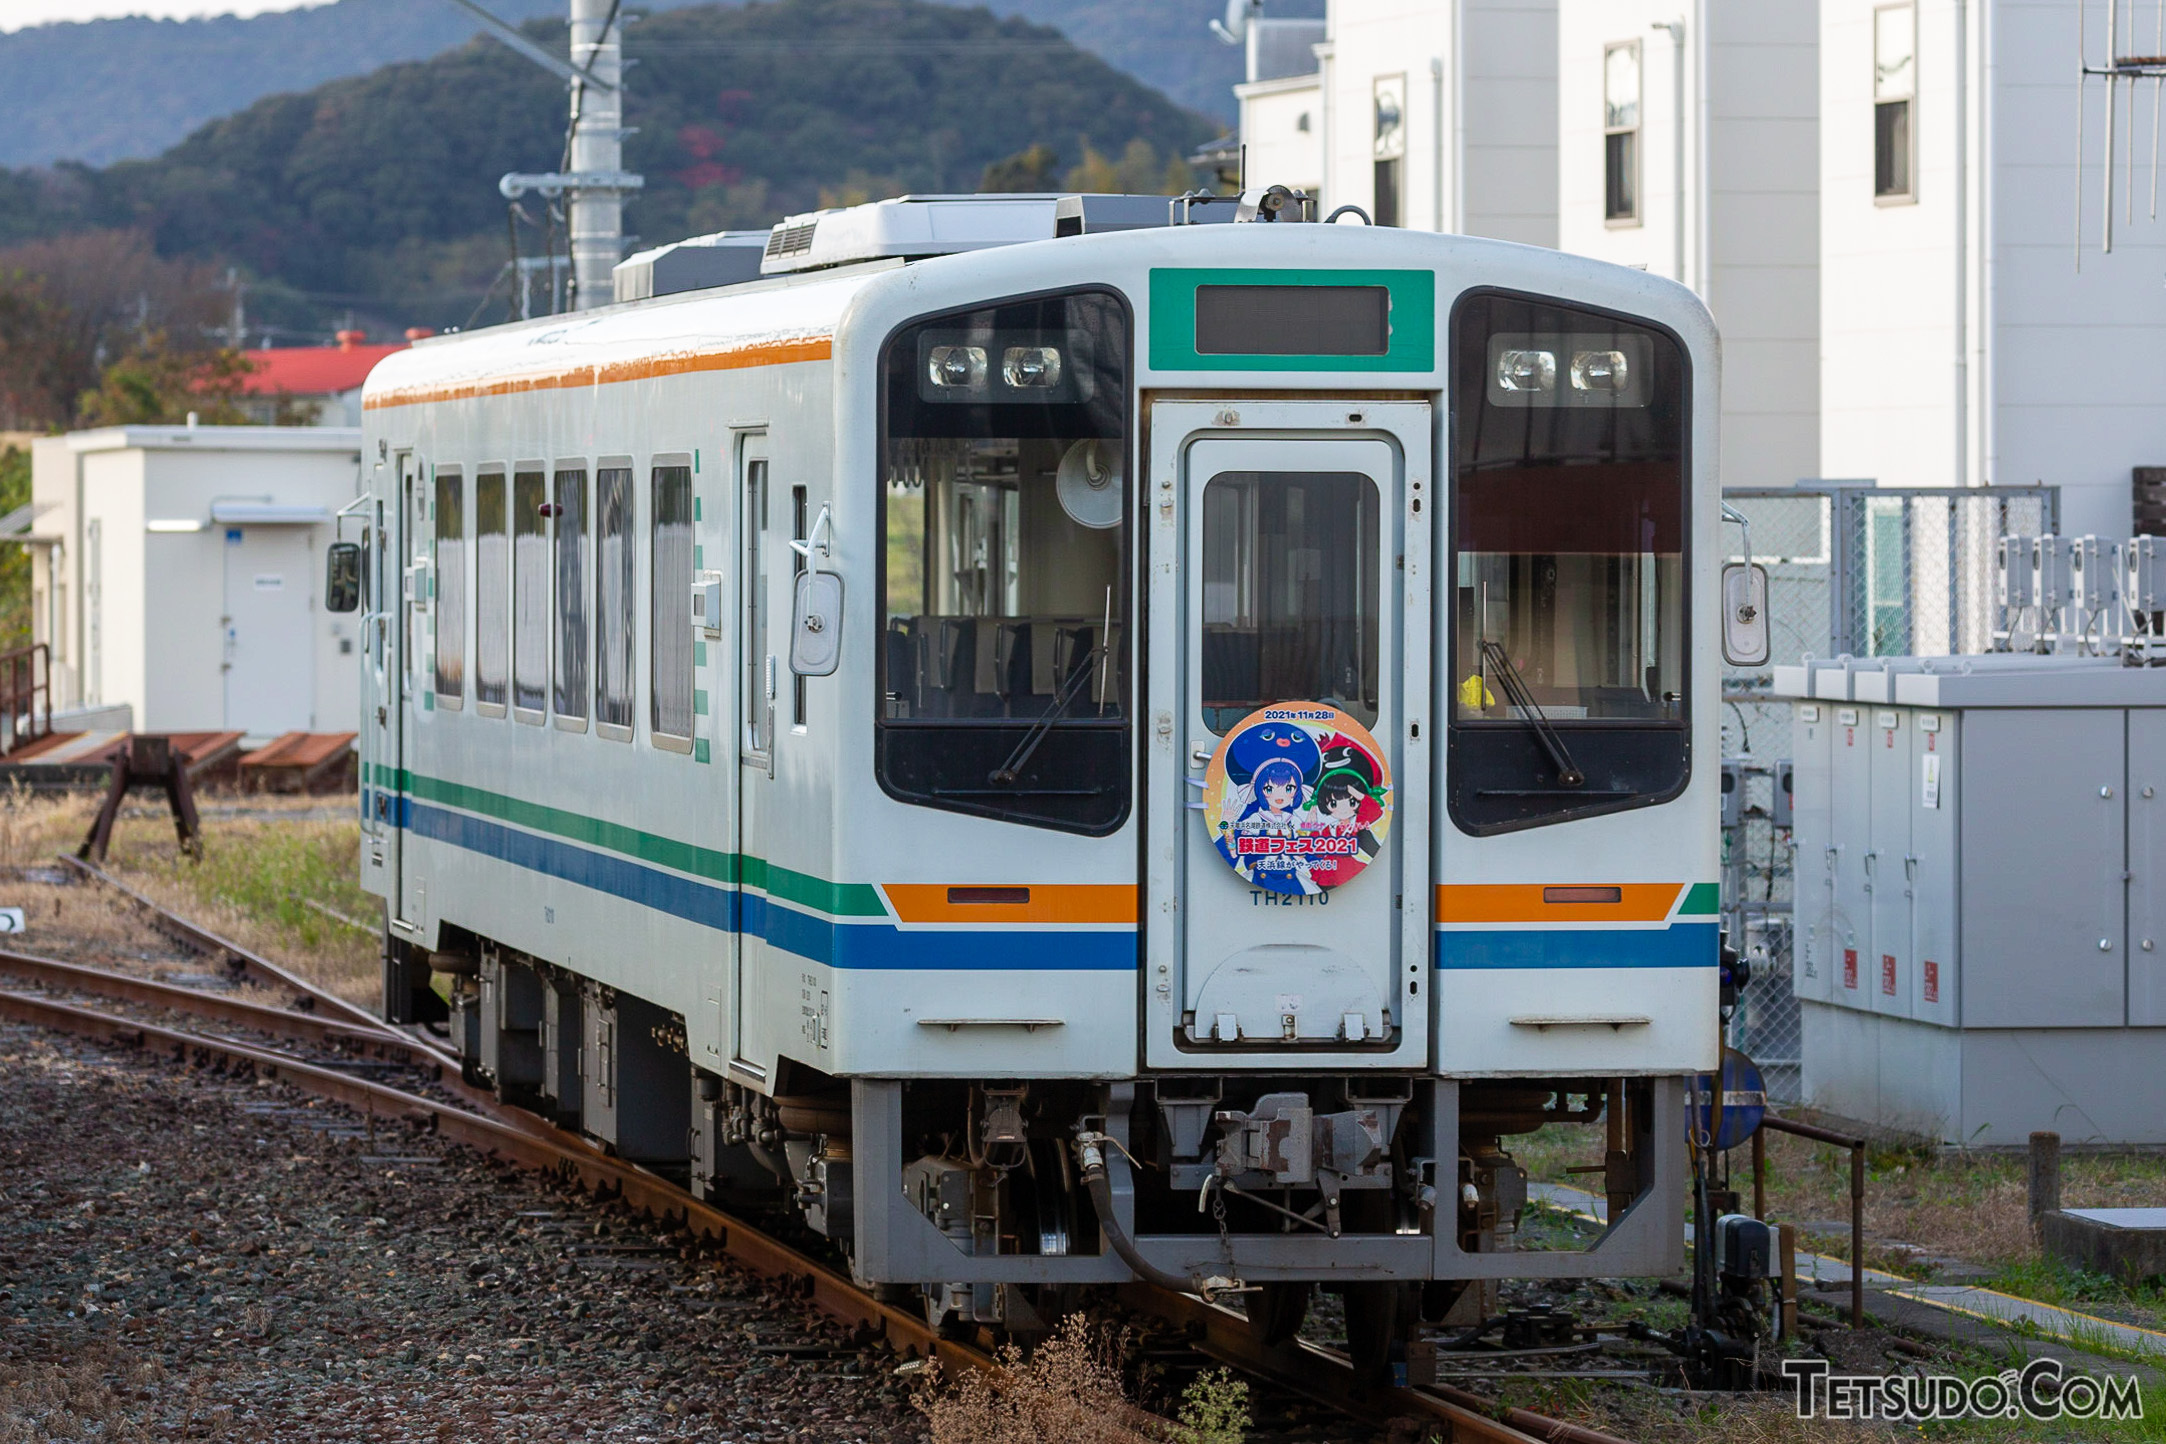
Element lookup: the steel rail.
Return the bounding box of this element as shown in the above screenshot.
[59,853,393,1037]
[0,947,421,1060]
[0,989,1001,1381]
[1119,1285,1621,1444]
[22,881,1615,1444]
[0,945,517,1119]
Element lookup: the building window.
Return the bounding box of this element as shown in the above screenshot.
[433,467,464,704]
[512,467,548,717]
[650,460,694,744]
[595,463,636,736]
[474,467,508,711]
[1874,3,1915,200]
[1373,74,1406,228]
[552,466,589,725]
[1604,41,1641,224]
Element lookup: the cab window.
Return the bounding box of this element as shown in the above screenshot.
[1448,290,1689,834]
[876,289,1130,834]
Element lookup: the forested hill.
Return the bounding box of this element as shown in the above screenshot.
[0,0,1315,167]
[0,0,1216,331]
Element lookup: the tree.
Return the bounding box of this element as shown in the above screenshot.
[0,230,224,429]
[982,144,1061,193]
[76,334,260,427]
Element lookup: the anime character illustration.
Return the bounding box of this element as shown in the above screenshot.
[1300,739,1390,888]
[1203,704,1393,896]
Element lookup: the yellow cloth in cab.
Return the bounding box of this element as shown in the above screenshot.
[1457,673,1497,710]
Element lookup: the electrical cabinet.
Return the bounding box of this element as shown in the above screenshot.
[1789,702,1834,1003]
[2129,709,2166,1025]
[1774,658,2166,1143]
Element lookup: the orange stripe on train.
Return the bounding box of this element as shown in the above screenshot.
[362,336,835,411]
[882,884,1138,926]
[1435,883,1684,925]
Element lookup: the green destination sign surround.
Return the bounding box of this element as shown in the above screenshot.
[1147,267,1437,373]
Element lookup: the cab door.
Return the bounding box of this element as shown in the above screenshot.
[731,432,777,1078]
[1143,399,1432,1070]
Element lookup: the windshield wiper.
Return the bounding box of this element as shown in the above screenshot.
[1478,639,1584,788]
[990,643,1104,786]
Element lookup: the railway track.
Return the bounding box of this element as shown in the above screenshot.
[7,859,1623,1444]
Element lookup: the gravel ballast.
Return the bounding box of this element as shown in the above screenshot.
[0,1021,928,1442]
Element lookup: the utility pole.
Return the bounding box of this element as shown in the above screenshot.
[565,0,629,311]
[444,0,643,313]
[223,267,246,351]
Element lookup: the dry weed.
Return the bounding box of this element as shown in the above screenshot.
[917,1314,1158,1444]
[0,1345,163,1442]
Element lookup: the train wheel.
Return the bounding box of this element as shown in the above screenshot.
[1247,1281,1311,1346]
[1341,1281,1415,1381]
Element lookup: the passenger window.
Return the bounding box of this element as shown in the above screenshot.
[595,463,636,735]
[433,466,464,705]
[650,461,694,743]
[552,466,590,725]
[876,289,1130,834]
[1200,471,1379,733]
[474,468,508,710]
[513,468,548,716]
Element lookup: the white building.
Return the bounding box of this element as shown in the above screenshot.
[29,425,364,737]
[1558,1,1821,490]
[1821,0,2166,540]
[1234,1,1559,245]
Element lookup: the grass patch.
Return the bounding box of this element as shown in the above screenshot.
[0,784,378,1007]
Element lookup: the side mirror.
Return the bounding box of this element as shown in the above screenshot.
[325,540,363,614]
[790,571,843,676]
[1720,562,1771,667]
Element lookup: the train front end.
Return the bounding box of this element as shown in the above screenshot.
[825,212,1721,1350]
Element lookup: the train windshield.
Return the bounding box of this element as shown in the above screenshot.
[877,290,1130,834]
[1448,290,1689,833]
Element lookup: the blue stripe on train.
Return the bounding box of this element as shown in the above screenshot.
[397,797,1136,971]
[1435,923,1719,970]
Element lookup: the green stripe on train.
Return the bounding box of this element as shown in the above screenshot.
[1677,883,1720,917]
[367,765,886,917]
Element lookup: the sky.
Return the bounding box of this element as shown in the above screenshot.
[0,0,326,30]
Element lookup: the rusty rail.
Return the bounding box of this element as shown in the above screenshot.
[14,888,1597,1444]
[1755,1113,1868,1329]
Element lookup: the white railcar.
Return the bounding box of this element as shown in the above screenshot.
[342,193,1724,1363]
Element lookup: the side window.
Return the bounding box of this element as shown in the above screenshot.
[474,467,508,711]
[743,456,770,756]
[791,484,808,727]
[876,289,1131,834]
[553,466,590,726]
[513,467,548,718]
[595,462,636,736]
[433,466,464,706]
[650,460,694,745]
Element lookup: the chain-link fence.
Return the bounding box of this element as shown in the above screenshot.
[1715,485,2059,1103]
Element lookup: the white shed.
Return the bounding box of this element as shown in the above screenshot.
[29,424,363,737]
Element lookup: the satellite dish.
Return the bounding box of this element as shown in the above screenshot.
[1055,439,1123,529]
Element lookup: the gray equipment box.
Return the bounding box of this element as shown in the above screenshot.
[1773,656,2166,1143]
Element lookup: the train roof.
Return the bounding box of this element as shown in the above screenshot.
[364,191,1714,414]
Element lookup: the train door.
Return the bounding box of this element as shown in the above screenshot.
[395,455,427,929]
[360,461,400,898]
[1144,399,1432,1070]
[732,434,775,1075]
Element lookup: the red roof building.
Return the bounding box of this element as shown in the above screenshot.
[236,329,428,425]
